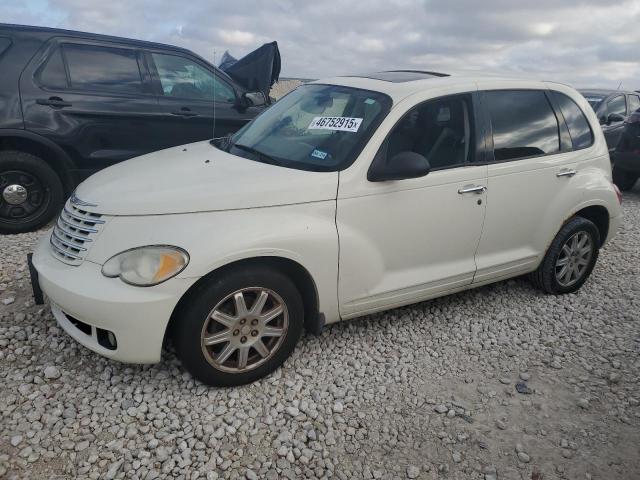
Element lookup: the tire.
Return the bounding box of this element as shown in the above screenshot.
[0,150,64,234]
[612,166,638,192]
[174,266,304,387]
[530,216,600,294]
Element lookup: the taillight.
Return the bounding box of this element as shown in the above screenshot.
[613,183,622,204]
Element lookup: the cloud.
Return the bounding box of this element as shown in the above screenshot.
[3,0,640,89]
[218,29,256,47]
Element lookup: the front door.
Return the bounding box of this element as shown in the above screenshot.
[145,52,258,148]
[337,93,487,318]
[600,94,627,151]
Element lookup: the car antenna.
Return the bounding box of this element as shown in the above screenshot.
[617,81,623,90]
[213,49,217,140]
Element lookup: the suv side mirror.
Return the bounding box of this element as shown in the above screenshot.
[368,151,431,182]
[242,91,267,108]
[607,112,625,124]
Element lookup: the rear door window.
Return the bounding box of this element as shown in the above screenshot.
[486,90,560,161]
[39,48,69,89]
[606,95,626,116]
[628,95,640,113]
[63,44,143,94]
[550,91,594,150]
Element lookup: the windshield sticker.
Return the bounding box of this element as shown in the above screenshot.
[308,116,363,133]
[310,149,328,160]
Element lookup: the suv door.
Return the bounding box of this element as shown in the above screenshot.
[20,38,159,178]
[337,92,488,318]
[473,88,593,283]
[146,51,259,147]
[600,94,627,151]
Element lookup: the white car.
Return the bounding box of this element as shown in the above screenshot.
[31,70,622,386]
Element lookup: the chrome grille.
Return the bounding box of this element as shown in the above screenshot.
[50,201,105,265]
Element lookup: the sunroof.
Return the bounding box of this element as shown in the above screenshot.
[349,70,449,83]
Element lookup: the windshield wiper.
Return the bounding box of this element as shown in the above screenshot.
[210,133,233,151]
[232,143,281,166]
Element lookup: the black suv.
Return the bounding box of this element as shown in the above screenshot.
[0,24,269,234]
[579,89,640,151]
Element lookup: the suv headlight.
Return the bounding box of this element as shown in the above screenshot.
[101,246,189,286]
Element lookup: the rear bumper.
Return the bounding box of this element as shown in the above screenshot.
[32,231,197,363]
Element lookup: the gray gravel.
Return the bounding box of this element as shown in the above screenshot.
[1,186,639,480]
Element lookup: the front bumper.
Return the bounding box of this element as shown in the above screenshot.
[31,231,197,363]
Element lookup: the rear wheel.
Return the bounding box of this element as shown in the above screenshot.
[0,150,64,234]
[612,166,638,191]
[174,266,304,386]
[530,216,600,294]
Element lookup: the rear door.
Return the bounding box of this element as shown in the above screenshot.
[473,88,589,283]
[20,38,160,178]
[145,51,259,146]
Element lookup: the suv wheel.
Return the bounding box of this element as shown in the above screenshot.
[0,150,64,234]
[530,216,600,294]
[174,266,304,386]
[612,166,638,192]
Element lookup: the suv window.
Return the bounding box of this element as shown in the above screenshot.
[39,48,69,89]
[63,44,143,94]
[151,53,236,102]
[628,95,640,113]
[607,95,626,116]
[486,90,560,161]
[386,94,473,169]
[550,91,593,150]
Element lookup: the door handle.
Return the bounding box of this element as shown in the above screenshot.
[171,109,199,117]
[36,97,72,108]
[556,169,577,178]
[458,185,487,194]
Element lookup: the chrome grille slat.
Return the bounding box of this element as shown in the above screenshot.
[52,227,88,251]
[49,200,104,266]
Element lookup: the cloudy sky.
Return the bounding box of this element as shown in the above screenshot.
[5,0,640,89]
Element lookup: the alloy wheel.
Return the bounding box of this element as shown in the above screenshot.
[555,231,593,287]
[200,287,289,373]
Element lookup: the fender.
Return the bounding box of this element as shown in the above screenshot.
[0,128,77,191]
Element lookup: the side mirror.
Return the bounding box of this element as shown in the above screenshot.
[242,91,267,108]
[607,113,625,124]
[368,151,431,182]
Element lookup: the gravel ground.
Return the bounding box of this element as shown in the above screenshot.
[1,185,639,480]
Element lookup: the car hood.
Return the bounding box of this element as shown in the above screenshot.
[74,141,339,216]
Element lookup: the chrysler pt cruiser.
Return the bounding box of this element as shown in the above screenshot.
[31,71,622,386]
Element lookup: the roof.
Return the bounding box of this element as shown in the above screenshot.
[579,89,636,96]
[311,70,557,103]
[0,23,193,56]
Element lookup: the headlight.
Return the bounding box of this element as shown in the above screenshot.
[101,246,189,286]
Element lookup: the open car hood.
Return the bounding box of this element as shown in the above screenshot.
[219,41,281,100]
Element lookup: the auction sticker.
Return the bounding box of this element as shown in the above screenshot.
[308,116,363,132]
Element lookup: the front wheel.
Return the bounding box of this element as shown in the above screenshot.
[174,266,304,386]
[530,217,600,294]
[0,150,64,234]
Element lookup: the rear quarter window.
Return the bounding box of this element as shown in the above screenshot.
[550,91,594,150]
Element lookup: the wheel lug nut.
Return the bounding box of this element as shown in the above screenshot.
[240,336,247,343]
[251,319,258,325]
[251,330,258,336]
[240,319,246,324]
[233,329,240,336]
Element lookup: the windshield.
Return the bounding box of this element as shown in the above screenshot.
[581,93,606,111]
[225,84,392,171]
